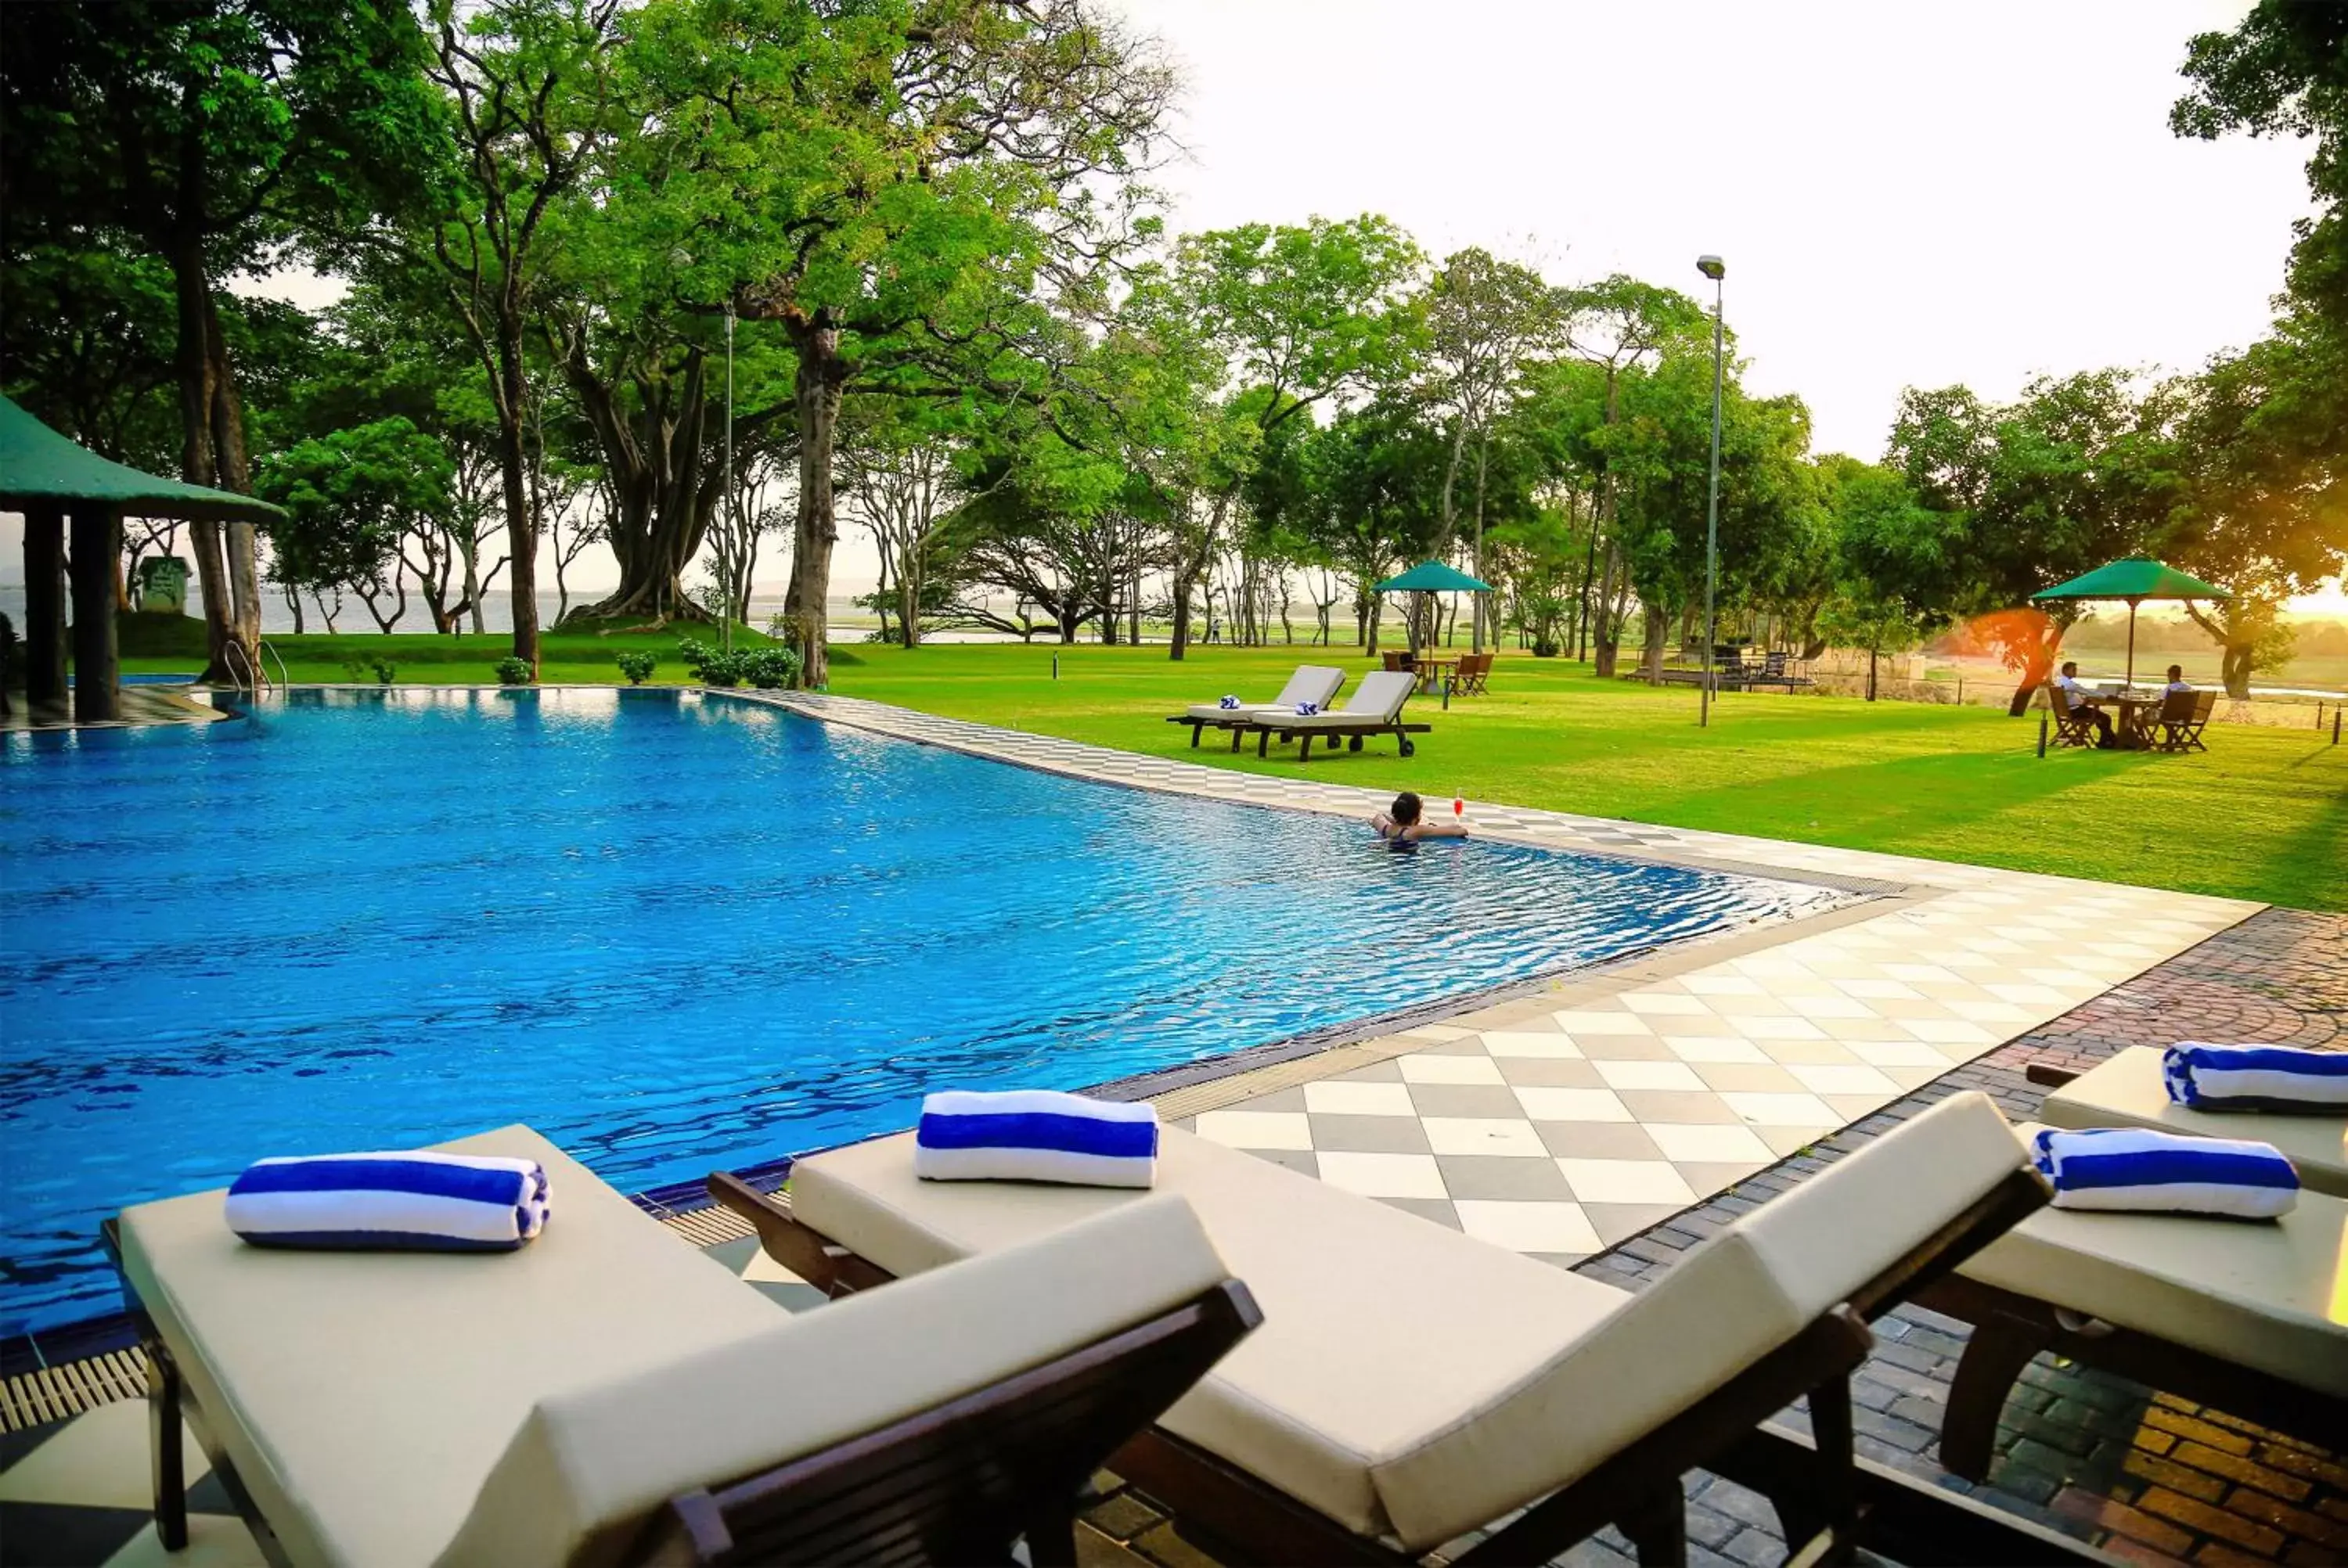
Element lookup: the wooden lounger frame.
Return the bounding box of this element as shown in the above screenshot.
[708,1167,2105,1568]
[102,1219,1260,1568]
[1251,717,1431,760]
[1168,713,1266,751]
[1910,1060,2348,1481]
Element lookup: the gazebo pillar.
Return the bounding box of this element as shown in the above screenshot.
[70,507,122,723]
[22,504,68,709]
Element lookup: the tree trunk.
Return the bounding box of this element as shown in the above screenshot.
[460,535,486,635]
[2221,642,2253,699]
[1593,541,1622,678]
[201,291,261,676]
[494,296,541,671]
[1867,648,1878,701]
[1470,430,1489,651]
[1640,599,1668,682]
[781,315,846,686]
[168,228,236,682]
[560,347,720,628]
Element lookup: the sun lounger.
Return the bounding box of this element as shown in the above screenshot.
[2026,1047,2347,1199]
[1169,665,1347,750]
[1919,1120,2348,1481]
[1250,668,1430,760]
[711,1093,2086,1566]
[106,1124,1257,1567]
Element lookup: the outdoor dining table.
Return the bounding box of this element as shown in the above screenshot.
[1412,656,1460,707]
[2090,689,2163,749]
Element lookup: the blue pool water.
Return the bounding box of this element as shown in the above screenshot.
[0,689,1846,1333]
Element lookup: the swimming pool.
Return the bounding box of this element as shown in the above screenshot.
[0,689,1847,1332]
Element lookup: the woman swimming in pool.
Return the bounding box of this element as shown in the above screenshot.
[1370,790,1469,844]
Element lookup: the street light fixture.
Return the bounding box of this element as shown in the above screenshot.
[1695,254,1725,728]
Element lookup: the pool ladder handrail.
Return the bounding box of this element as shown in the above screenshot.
[218,638,288,692]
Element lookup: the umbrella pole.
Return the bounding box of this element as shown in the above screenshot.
[2125,599,2138,689]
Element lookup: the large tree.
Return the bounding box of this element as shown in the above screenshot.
[1169,215,1424,658]
[418,0,625,670]
[1419,247,1565,646]
[0,0,441,680]
[615,0,1174,686]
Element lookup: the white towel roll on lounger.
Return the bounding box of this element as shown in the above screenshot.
[2031,1127,2299,1219]
[225,1150,551,1250]
[914,1089,1159,1188]
[2163,1043,2348,1113]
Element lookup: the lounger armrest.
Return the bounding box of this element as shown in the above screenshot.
[437,1193,1240,1568]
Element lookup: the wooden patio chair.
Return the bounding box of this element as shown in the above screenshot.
[710,1094,2101,1568]
[2155,689,2215,752]
[1450,651,1493,696]
[2047,688,2101,748]
[106,1126,1257,1567]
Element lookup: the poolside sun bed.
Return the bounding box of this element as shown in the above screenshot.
[107,1125,1257,1567]
[712,1092,2091,1566]
[1169,664,1347,750]
[1249,669,1430,760]
[2026,1046,2348,1198]
[1921,1120,2348,1482]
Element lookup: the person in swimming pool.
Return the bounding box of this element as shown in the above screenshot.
[1370,790,1468,843]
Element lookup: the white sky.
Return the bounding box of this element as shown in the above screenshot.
[9,0,2341,613]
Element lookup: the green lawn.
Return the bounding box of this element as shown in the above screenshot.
[117,612,772,686]
[113,623,2346,910]
[818,642,2348,912]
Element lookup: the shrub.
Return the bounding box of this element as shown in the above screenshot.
[344,657,398,685]
[742,646,803,689]
[1532,638,1560,658]
[615,650,658,685]
[494,656,534,686]
[675,637,747,687]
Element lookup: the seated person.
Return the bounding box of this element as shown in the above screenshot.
[2163,664,2194,696]
[1370,790,1468,844]
[2051,661,2115,747]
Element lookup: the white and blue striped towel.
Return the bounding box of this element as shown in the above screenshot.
[1216,695,1241,710]
[2163,1043,2348,1113]
[225,1151,551,1251]
[914,1090,1158,1189]
[2031,1127,2299,1218]
[1294,702,1320,717]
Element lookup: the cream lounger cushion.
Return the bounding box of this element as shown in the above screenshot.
[441,1192,1234,1568]
[1370,1091,2029,1547]
[790,1124,1630,1545]
[790,1091,2032,1551]
[1273,670,1414,730]
[2040,1045,2348,1199]
[1183,665,1345,723]
[1958,1124,2348,1398]
[118,1126,790,1568]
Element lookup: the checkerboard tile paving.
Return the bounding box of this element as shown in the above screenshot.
[751,694,2258,1269]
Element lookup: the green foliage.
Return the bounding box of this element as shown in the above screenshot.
[256,418,453,599]
[675,635,800,689]
[615,650,659,685]
[342,657,398,685]
[494,656,535,686]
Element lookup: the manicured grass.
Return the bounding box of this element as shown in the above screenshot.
[821,642,2348,912]
[117,613,772,687]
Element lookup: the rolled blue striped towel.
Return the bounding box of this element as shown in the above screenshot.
[915,1090,1158,1189]
[226,1151,551,1251]
[1216,695,1241,710]
[1294,701,1320,717]
[2031,1127,2298,1218]
[2163,1043,2348,1113]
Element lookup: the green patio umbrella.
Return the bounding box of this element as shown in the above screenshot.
[1373,560,1493,654]
[1373,560,1494,594]
[2030,556,2231,689]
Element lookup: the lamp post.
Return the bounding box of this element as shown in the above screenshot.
[1696,254,1725,728]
